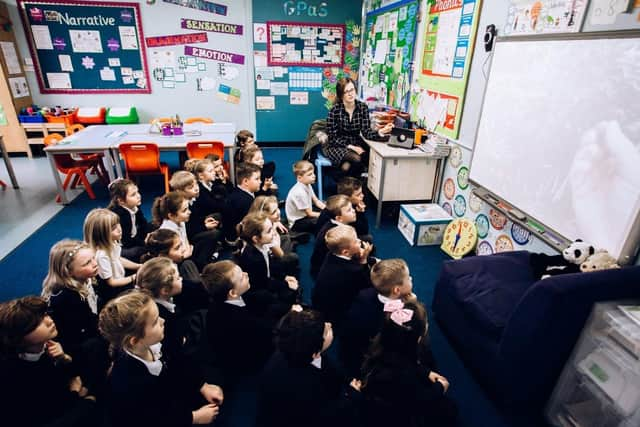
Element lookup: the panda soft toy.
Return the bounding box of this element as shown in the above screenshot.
[530,239,595,279]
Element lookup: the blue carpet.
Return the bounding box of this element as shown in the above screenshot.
[0,148,546,427]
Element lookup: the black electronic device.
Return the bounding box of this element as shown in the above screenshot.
[387,127,416,149]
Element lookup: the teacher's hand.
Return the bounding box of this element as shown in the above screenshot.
[348,145,365,155]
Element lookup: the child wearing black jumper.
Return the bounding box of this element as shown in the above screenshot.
[0,296,97,426]
[99,290,223,427]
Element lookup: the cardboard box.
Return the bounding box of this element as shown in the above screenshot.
[398,203,453,246]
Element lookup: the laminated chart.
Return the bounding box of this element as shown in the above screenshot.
[267,21,344,67]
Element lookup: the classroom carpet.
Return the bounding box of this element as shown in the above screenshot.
[0,147,547,427]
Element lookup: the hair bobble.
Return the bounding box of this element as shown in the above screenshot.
[383,300,414,326]
[108,178,124,190]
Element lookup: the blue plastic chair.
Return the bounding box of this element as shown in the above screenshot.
[314,151,332,201]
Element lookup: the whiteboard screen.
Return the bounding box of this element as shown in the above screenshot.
[469,35,640,261]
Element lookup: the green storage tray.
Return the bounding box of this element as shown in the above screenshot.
[106,107,139,124]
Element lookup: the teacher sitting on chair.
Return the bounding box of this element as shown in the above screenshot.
[323,77,393,177]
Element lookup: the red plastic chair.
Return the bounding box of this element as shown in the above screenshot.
[185,117,213,124]
[119,142,170,193]
[44,133,98,202]
[65,124,109,185]
[185,141,225,160]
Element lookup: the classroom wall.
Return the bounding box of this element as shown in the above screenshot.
[6,0,256,130]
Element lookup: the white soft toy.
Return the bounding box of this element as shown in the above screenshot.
[580,250,620,272]
[562,239,595,265]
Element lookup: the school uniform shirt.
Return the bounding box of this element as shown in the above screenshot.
[106,349,202,427]
[48,284,99,358]
[310,220,339,278]
[323,99,389,166]
[256,351,346,427]
[110,204,152,249]
[285,182,316,228]
[224,187,255,240]
[0,350,95,426]
[96,246,125,280]
[206,299,274,376]
[160,219,190,248]
[312,253,372,326]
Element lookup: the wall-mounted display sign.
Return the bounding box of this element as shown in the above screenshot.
[266,21,344,66]
[18,0,150,93]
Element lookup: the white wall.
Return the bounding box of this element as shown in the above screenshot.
[7,0,256,130]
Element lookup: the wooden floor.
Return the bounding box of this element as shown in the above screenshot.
[0,155,86,260]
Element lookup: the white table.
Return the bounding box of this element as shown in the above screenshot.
[364,139,446,227]
[44,123,236,204]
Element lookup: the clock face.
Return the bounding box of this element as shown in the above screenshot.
[457,166,469,190]
[441,218,478,259]
[453,195,467,217]
[443,178,455,200]
[495,234,514,253]
[469,192,483,213]
[449,146,463,168]
[475,213,490,238]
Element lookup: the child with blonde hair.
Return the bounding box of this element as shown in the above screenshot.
[42,239,110,395]
[285,160,326,232]
[83,208,141,304]
[250,195,299,277]
[108,178,153,261]
[312,225,374,326]
[0,296,97,426]
[99,290,223,426]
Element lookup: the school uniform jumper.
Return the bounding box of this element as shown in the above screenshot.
[224,187,254,240]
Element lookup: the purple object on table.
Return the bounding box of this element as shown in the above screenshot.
[162,126,172,136]
[173,126,183,136]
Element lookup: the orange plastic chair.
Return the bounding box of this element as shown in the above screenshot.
[185,117,213,124]
[185,141,225,160]
[119,142,170,193]
[44,133,97,202]
[64,123,109,185]
[151,117,172,123]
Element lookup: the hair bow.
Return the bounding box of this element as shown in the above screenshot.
[383,300,413,326]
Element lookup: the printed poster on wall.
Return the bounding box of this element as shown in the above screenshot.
[504,0,587,35]
[410,0,482,139]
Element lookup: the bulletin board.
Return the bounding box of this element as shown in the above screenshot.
[360,0,420,110]
[266,21,345,67]
[503,0,587,36]
[17,0,150,94]
[410,0,482,139]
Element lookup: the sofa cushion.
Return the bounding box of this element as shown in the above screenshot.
[448,254,535,337]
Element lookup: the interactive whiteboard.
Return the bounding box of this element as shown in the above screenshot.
[469,33,640,263]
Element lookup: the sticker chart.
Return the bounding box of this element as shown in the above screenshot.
[266,21,344,67]
[18,0,150,93]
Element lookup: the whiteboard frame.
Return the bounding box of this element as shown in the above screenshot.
[469,30,640,265]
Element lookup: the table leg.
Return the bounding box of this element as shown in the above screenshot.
[0,136,19,189]
[228,146,235,184]
[47,151,68,204]
[375,159,387,228]
[102,149,115,181]
[111,148,124,178]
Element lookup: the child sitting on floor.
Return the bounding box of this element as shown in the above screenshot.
[285,160,326,233]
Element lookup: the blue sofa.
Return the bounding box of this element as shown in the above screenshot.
[432,251,640,411]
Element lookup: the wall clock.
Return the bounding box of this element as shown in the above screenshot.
[441,218,478,259]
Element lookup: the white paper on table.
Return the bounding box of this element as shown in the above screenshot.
[46,72,72,88]
[108,58,121,67]
[70,30,102,53]
[119,26,138,49]
[32,25,53,50]
[256,96,275,110]
[100,67,116,81]
[373,39,389,64]
[256,79,270,90]
[59,55,74,72]
[270,82,289,96]
[1,42,22,74]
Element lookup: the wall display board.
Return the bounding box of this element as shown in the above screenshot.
[503,0,587,36]
[266,21,344,67]
[18,0,150,93]
[410,0,481,140]
[359,0,419,110]
[469,34,640,264]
